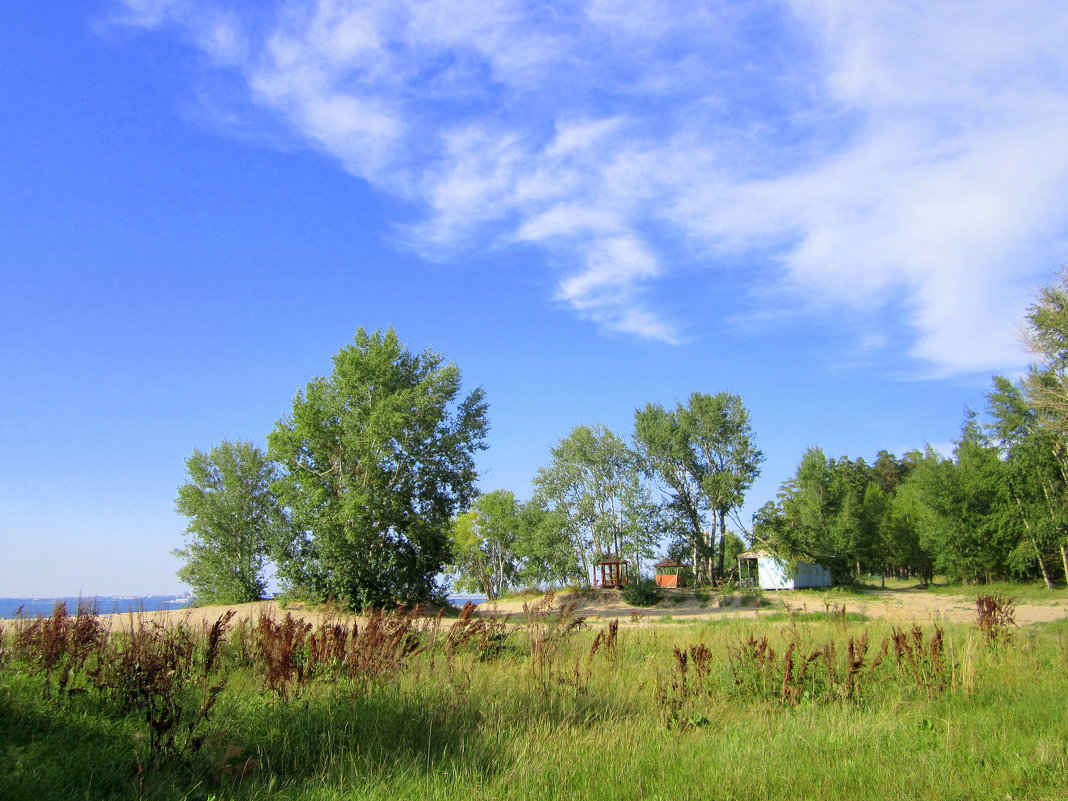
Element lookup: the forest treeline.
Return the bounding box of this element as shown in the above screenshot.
[174,273,1068,608]
[752,274,1068,588]
[752,400,1068,588]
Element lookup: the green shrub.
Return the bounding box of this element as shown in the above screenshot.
[740,585,765,607]
[622,578,662,607]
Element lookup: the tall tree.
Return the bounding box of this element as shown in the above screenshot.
[532,424,659,585]
[174,440,283,605]
[753,447,847,580]
[512,499,582,587]
[1024,269,1068,435]
[632,403,710,579]
[754,448,922,584]
[986,376,1066,586]
[267,328,488,609]
[635,392,763,582]
[1020,274,1068,580]
[448,490,521,600]
[903,420,1009,583]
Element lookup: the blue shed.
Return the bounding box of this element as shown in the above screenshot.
[738,550,832,590]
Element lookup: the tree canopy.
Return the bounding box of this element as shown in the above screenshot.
[634,392,763,582]
[267,328,489,609]
[448,489,521,600]
[173,440,283,605]
[531,424,660,585]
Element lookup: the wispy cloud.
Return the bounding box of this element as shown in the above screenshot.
[114,0,1068,371]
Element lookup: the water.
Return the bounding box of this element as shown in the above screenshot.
[448,594,487,606]
[0,593,488,618]
[0,595,192,619]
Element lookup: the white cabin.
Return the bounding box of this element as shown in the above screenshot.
[737,550,832,590]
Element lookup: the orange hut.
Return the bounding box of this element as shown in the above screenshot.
[653,558,688,588]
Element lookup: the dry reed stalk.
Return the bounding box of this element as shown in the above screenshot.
[344,605,425,681]
[12,600,108,698]
[446,602,511,666]
[255,612,313,699]
[522,592,587,677]
[845,631,869,699]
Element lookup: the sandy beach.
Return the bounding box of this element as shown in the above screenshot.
[30,585,1063,631]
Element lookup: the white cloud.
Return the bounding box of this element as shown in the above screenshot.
[115,0,1068,375]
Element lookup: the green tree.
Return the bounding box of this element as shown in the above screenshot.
[512,499,581,587]
[632,403,710,579]
[173,440,283,605]
[634,392,763,583]
[754,449,909,584]
[532,424,659,585]
[902,420,1011,583]
[986,376,1066,586]
[267,328,489,609]
[448,490,521,600]
[1024,268,1068,435]
[1017,272,1068,581]
[753,447,849,581]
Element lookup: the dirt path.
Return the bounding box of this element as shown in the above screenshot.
[16,586,1064,629]
[816,586,1068,625]
[479,586,1068,626]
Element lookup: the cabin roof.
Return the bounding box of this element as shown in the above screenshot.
[653,558,682,568]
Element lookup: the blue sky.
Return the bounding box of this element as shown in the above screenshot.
[3,1,1068,596]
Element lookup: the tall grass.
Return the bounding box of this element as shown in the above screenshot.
[2,598,1067,801]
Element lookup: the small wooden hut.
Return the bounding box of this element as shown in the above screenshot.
[593,554,630,588]
[653,558,688,588]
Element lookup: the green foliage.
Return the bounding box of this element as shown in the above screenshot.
[173,440,283,605]
[1024,268,1068,435]
[267,327,488,609]
[620,576,662,607]
[739,584,765,606]
[448,490,521,600]
[531,424,660,586]
[634,391,764,583]
[512,498,582,587]
[754,447,887,584]
[754,403,1065,588]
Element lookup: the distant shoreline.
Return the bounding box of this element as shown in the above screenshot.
[0,595,191,619]
[0,593,487,619]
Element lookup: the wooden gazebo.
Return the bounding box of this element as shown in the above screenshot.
[653,558,688,588]
[593,554,630,588]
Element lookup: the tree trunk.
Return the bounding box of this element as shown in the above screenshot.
[1035,539,1054,589]
[1014,492,1054,589]
[1061,542,1068,585]
[716,510,727,580]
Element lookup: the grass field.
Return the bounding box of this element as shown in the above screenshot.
[850,575,1067,601]
[2,591,1066,801]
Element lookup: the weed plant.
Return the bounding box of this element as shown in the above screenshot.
[975,594,1017,644]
